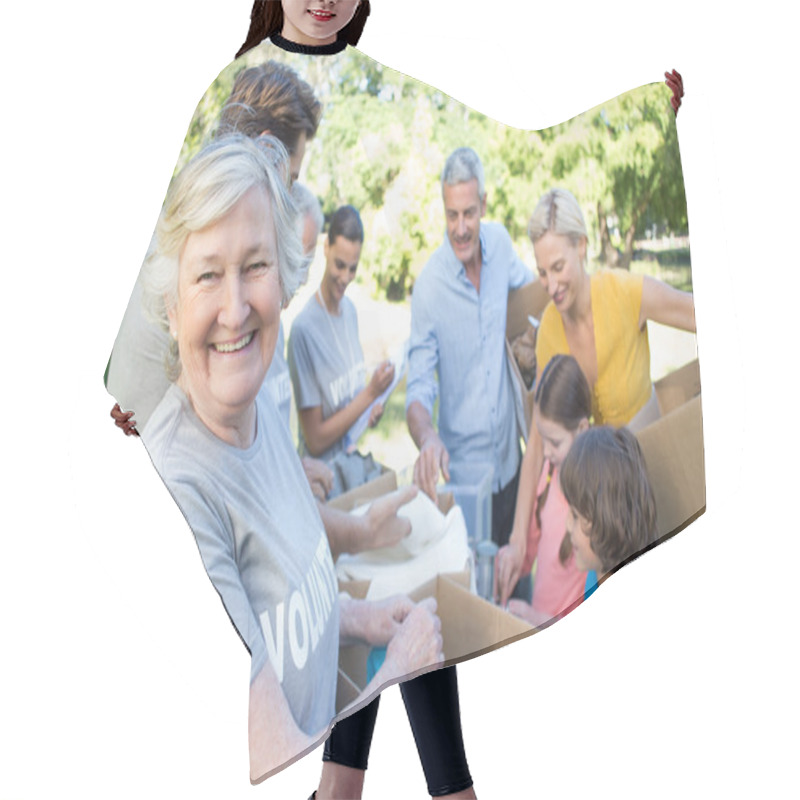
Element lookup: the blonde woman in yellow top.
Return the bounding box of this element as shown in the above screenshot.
[496,187,695,604]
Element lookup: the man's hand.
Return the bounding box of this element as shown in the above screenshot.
[301,456,333,501]
[495,538,526,607]
[362,485,418,550]
[413,432,450,502]
[110,403,138,437]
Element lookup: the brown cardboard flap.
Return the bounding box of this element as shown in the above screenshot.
[339,579,371,599]
[654,358,701,416]
[337,572,531,700]
[438,575,531,661]
[636,394,705,539]
[327,469,397,511]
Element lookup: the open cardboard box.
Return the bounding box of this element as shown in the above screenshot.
[653,357,702,416]
[336,572,533,711]
[329,474,532,711]
[637,392,705,540]
[327,468,398,512]
[327,468,456,517]
[636,357,705,540]
[506,281,552,440]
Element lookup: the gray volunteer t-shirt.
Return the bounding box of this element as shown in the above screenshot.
[265,320,292,426]
[287,294,365,462]
[143,383,339,736]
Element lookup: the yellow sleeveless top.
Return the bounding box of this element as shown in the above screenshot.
[535,269,651,427]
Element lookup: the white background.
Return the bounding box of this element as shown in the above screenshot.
[2,1,797,798]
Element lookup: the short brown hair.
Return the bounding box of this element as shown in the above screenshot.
[218,61,321,155]
[236,1,372,59]
[560,426,658,573]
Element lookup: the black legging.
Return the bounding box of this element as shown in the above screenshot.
[323,665,472,797]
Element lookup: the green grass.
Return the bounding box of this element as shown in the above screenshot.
[630,247,693,292]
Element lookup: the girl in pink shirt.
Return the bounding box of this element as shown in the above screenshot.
[502,354,591,627]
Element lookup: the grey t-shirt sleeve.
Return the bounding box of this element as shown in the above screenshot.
[288,318,323,410]
[168,476,268,683]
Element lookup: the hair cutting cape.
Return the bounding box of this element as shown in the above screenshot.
[105,38,703,783]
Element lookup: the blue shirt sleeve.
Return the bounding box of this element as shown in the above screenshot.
[406,271,440,416]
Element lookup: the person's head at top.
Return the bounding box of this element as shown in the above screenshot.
[319,204,364,313]
[441,147,487,276]
[142,135,305,448]
[237,0,372,56]
[559,426,658,578]
[528,187,590,320]
[218,60,322,183]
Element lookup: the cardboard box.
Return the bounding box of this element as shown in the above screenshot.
[506,281,551,440]
[653,357,701,416]
[327,468,455,516]
[327,468,398,512]
[336,573,533,710]
[636,393,705,540]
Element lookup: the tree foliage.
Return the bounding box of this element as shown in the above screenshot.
[175,47,689,296]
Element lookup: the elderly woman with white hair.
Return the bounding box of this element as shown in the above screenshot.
[140,134,443,782]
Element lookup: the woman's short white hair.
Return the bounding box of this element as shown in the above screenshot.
[527,187,588,246]
[441,147,485,199]
[142,134,304,378]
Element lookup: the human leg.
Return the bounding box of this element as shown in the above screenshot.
[399,666,474,798]
[316,696,380,800]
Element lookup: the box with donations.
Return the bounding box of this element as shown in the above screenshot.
[336,573,534,710]
[329,469,468,598]
[327,468,399,512]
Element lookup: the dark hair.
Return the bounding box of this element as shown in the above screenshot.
[328,205,364,244]
[217,61,321,155]
[236,1,372,59]
[560,426,658,575]
[534,355,592,563]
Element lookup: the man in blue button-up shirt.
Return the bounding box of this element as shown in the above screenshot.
[406,147,533,600]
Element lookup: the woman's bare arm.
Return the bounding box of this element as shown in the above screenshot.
[299,362,394,456]
[496,416,543,606]
[639,275,696,333]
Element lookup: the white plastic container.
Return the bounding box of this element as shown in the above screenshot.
[440,461,493,549]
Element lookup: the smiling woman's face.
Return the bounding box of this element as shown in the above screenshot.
[322,235,361,307]
[168,185,282,438]
[280,0,361,46]
[533,231,586,314]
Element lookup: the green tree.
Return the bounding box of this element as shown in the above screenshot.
[564,83,688,269]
